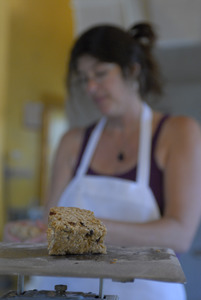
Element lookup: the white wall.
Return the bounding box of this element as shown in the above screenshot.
[151,43,201,124]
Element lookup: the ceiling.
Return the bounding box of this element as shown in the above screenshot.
[72,0,201,46]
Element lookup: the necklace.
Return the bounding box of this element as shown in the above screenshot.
[117,152,125,161]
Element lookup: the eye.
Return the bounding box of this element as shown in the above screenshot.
[94,63,115,80]
[94,70,108,80]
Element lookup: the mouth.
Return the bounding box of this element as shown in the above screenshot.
[92,96,111,114]
[92,94,107,104]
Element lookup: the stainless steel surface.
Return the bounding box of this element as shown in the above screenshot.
[1,290,119,299]
[0,242,186,283]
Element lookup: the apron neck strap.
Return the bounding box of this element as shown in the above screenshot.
[76,117,107,177]
[136,102,152,185]
[76,102,153,186]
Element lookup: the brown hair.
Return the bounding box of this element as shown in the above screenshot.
[68,22,163,97]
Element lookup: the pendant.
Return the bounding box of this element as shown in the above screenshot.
[117,152,125,161]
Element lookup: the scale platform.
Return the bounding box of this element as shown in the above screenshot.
[0,242,186,299]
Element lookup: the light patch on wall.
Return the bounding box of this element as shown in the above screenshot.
[24,101,44,129]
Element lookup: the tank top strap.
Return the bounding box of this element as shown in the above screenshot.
[152,114,170,154]
[136,102,153,186]
[76,117,107,177]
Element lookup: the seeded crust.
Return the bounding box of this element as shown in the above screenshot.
[47,207,107,255]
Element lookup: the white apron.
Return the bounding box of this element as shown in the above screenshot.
[27,103,186,299]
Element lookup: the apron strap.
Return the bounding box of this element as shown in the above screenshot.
[76,102,152,187]
[76,117,107,177]
[136,102,152,186]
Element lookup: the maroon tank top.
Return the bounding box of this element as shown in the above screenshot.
[73,115,169,216]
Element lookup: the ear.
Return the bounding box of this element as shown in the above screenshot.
[131,63,141,78]
[123,63,141,81]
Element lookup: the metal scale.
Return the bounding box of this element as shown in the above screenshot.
[0,242,186,300]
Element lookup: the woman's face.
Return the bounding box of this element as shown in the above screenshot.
[76,55,136,116]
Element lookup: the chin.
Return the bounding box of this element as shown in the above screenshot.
[93,99,116,117]
[97,105,113,116]
[94,103,108,114]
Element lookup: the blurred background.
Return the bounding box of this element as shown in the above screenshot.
[0,0,201,299]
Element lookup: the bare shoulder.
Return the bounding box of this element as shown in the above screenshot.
[56,127,85,164]
[59,127,85,149]
[156,114,201,169]
[52,126,86,180]
[164,115,201,145]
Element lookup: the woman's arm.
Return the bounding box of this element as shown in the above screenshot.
[43,127,84,223]
[103,116,201,253]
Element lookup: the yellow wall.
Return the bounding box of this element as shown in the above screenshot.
[1,0,74,224]
[0,0,11,237]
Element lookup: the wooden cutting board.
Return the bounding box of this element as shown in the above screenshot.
[0,242,186,283]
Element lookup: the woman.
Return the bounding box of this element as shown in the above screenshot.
[36,23,201,299]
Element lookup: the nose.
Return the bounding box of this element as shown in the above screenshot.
[85,77,99,94]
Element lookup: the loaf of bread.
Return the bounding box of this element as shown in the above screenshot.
[47,207,107,255]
